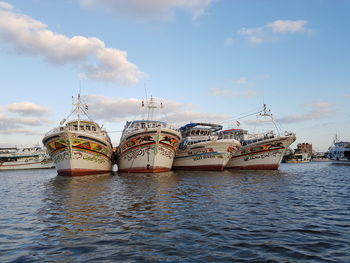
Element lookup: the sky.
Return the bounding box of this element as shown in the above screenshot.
[0,0,349,152]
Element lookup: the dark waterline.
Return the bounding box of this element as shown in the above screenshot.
[0,163,349,262]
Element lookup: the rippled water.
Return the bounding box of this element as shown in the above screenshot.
[0,162,349,262]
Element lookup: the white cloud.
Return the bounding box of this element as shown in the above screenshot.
[8,102,50,116]
[210,88,257,98]
[236,19,309,44]
[277,101,334,124]
[267,20,308,33]
[0,1,12,10]
[343,93,350,98]
[234,77,247,85]
[0,114,51,130]
[80,0,212,21]
[84,94,228,127]
[0,7,146,85]
[0,128,43,135]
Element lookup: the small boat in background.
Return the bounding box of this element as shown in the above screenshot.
[285,152,311,163]
[42,94,114,176]
[327,135,350,165]
[222,104,296,170]
[0,146,54,170]
[117,97,181,173]
[172,123,241,171]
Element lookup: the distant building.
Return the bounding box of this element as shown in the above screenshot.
[296,143,312,155]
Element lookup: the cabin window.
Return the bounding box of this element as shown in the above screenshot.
[92,126,96,131]
[196,130,200,135]
[141,123,145,128]
[86,125,91,130]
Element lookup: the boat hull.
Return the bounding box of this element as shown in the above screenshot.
[330,160,350,165]
[43,131,113,176]
[172,139,238,171]
[117,128,180,173]
[226,135,296,170]
[0,159,54,170]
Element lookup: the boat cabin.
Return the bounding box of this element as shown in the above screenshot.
[65,120,100,132]
[124,120,167,131]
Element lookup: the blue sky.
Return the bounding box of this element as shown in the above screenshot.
[0,0,349,151]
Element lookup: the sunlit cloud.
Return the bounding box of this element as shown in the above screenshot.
[0,3,146,85]
[235,19,309,45]
[8,102,50,116]
[0,114,51,130]
[0,128,43,135]
[0,1,12,9]
[79,0,213,21]
[84,94,227,126]
[267,20,308,33]
[277,101,334,124]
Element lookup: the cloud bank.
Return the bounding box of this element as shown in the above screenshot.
[8,102,50,116]
[80,0,213,20]
[236,19,309,44]
[277,101,334,124]
[84,94,229,126]
[0,2,146,85]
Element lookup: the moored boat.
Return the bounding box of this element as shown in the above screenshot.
[285,152,311,163]
[42,95,113,176]
[117,97,181,173]
[222,104,296,170]
[0,146,54,170]
[327,135,350,165]
[172,123,241,171]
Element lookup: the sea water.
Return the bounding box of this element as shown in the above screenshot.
[0,162,349,262]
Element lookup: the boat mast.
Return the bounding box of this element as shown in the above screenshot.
[146,96,157,121]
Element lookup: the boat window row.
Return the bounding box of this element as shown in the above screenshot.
[67,124,97,131]
[128,122,165,129]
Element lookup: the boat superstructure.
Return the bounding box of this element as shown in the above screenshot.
[327,135,350,165]
[0,146,54,170]
[222,104,296,170]
[172,123,241,171]
[42,95,113,176]
[117,97,181,173]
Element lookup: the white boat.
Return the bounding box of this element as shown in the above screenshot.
[172,123,241,171]
[285,152,311,163]
[117,97,181,173]
[221,104,296,170]
[42,95,114,176]
[327,135,350,165]
[0,146,54,170]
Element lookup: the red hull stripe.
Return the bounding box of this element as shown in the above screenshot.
[57,169,111,176]
[231,147,284,159]
[118,167,170,173]
[172,165,225,171]
[227,164,279,170]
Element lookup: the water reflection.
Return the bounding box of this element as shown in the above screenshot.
[39,173,115,237]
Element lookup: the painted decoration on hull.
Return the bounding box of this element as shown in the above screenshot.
[119,132,179,157]
[46,138,112,164]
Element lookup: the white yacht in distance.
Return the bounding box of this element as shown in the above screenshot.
[42,94,114,176]
[327,135,350,165]
[172,123,241,171]
[0,146,54,170]
[221,104,296,170]
[117,97,181,173]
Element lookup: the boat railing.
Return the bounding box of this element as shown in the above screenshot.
[44,126,105,137]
